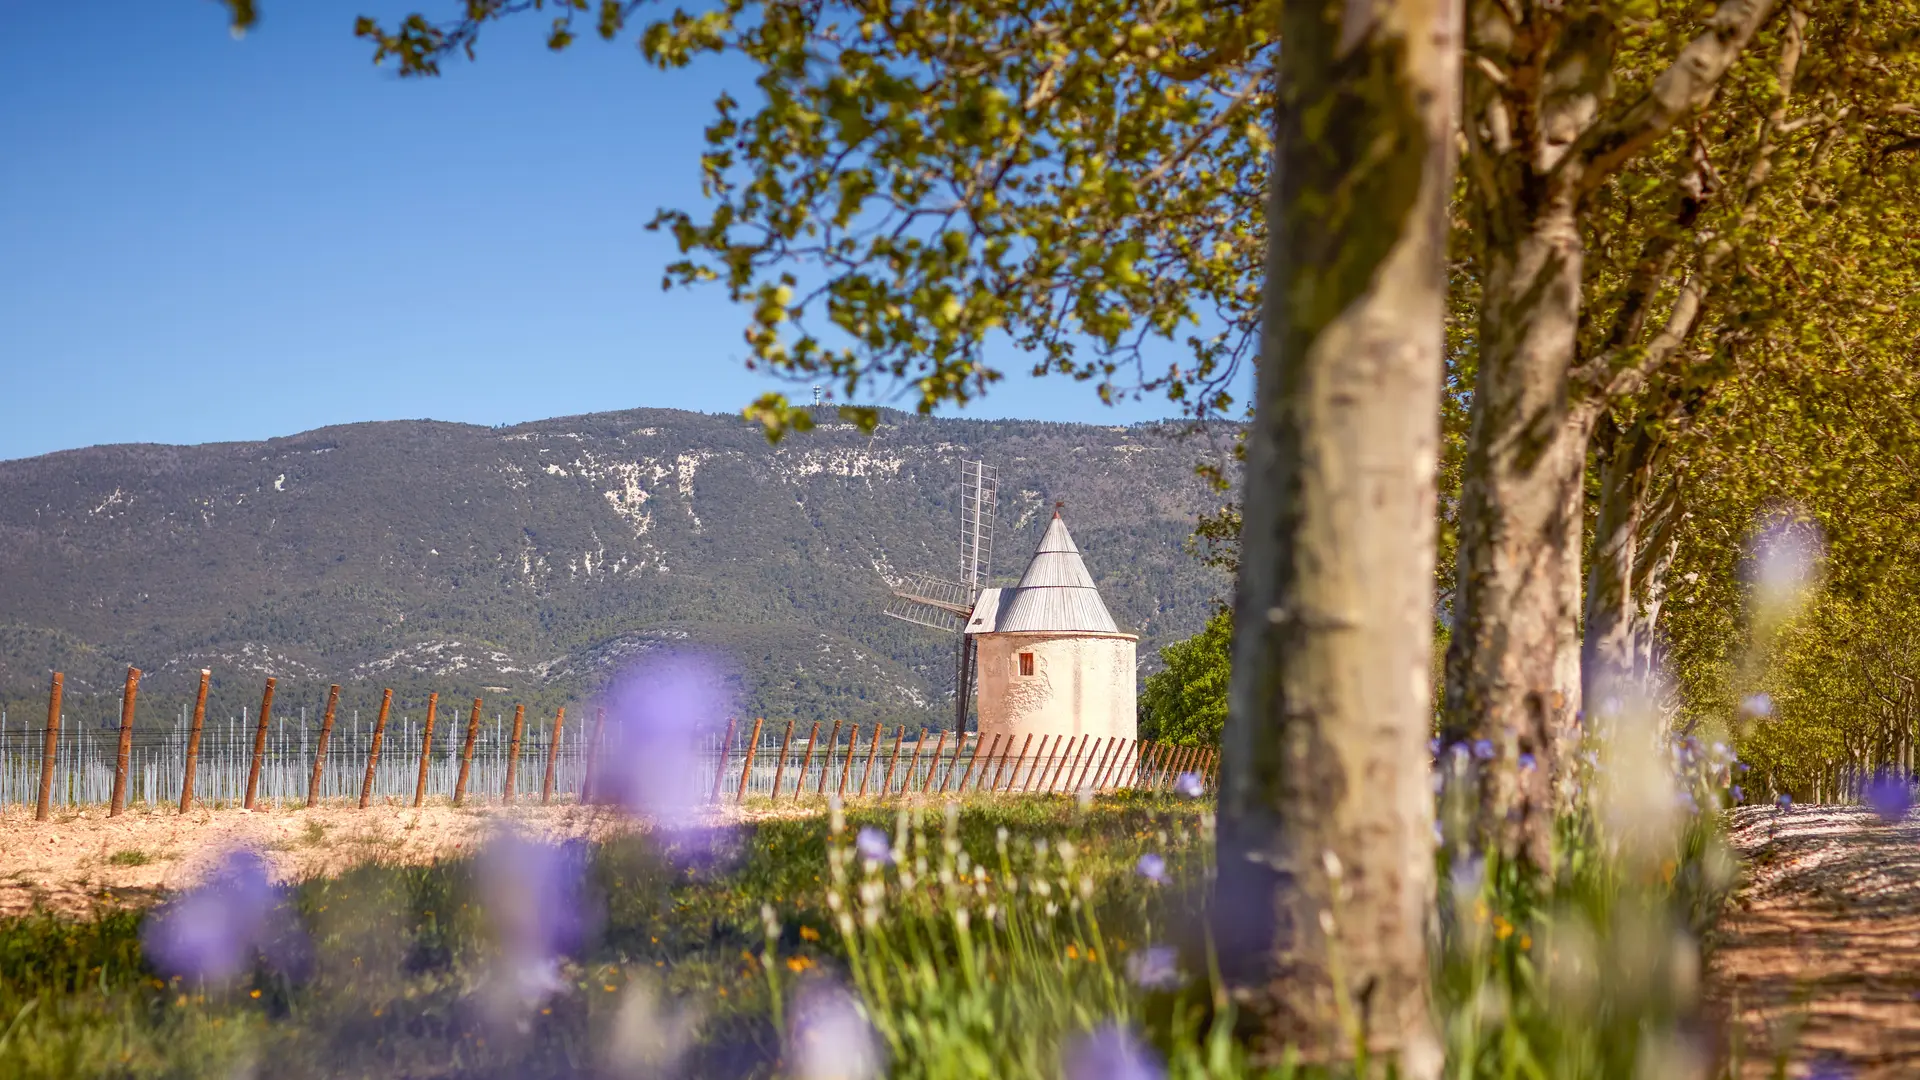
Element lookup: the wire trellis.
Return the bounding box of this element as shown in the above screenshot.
[1,705,1214,811]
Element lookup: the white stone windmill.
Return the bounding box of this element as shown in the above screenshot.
[882,460,998,732]
[962,509,1138,746]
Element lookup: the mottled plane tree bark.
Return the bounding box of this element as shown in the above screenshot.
[1444,0,1785,867]
[1215,0,1456,1068]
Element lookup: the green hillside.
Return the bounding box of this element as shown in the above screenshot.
[0,407,1231,733]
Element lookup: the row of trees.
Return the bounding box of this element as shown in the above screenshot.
[248,0,1920,1072]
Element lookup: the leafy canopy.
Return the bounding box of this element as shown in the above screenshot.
[351,0,1275,439]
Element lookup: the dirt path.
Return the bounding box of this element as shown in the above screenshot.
[1710,804,1920,1078]
[0,798,825,919]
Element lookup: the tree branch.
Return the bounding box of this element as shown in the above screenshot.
[1570,0,1785,192]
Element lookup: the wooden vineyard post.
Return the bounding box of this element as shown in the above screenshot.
[1135,742,1157,791]
[36,672,63,821]
[979,733,1010,793]
[921,730,948,793]
[107,666,141,817]
[770,720,796,801]
[1206,747,1221,788]
[837,723,861,799]
[179,669,211,814]
[736,717,765,804]
[1086,737,1115,791]
[1144,745,1175,787]
[1070,738,1104,793]
[817,720,842,797]
[1152,743,1174,791]
[794,722,821,803]
[412,692,439,809]
[580,707,608,804]
[243,677,276,811]
[1085,738,1118,795]
[538,706,566,805]
[993,733,1030,794]
[858,725,885,797]
[360,689,393,809]
[1047,736,1080,793]
[1094,738,1128,792]
[453,697,483,806]
[708,716,736,804]
[881,725,907,796]
[453,697,485,805]
[1023,735,1052,792]
[938,734,967,794]
[305,684,340,808]
[959,734,998,794]
[1107,740,1134,790]
[1157,744,1183,791]
[1069,738,1100,792]
[901,730,927,796]
[502,705,527,805]
[993,734,1015,792]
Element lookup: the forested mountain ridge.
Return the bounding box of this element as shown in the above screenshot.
[0,407,1231,730]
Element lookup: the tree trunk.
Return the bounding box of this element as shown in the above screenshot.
[1216,0,1456,1070]
[1442,206,1591,871]
[1581,416,1667,716]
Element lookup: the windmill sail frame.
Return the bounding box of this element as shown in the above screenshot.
[878,460,998,732]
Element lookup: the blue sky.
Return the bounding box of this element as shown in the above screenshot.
[0,3,1224,462]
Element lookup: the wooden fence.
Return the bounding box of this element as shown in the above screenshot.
[0,670,1219,817]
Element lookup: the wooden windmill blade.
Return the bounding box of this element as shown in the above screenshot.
[876,459,1000,733]
[959,460,998,593]
[883,571,974,633]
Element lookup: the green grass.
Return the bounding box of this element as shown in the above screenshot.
[105,850,153,868]
[0,795,1204,1079]
[0,787,1748,1079]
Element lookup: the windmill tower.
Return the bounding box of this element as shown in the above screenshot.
[882,460,998,731]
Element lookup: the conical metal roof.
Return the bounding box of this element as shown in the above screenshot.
[964,514,1121,634]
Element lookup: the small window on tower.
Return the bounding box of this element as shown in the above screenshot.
[1019,652,1035,676]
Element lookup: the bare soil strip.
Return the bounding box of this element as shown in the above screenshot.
[0,799,822,918]
[1710,805,1920,1078]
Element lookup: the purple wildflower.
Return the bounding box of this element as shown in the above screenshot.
[477,832,602,1000]
[788,981,883,1080]
[143,848,300,982]
[1776,793,1792,812]
[1428,737,1441,756]
[1063,1024,1165,1080]
[1742,693,1774,718]
[1448,855,1485,899]
[1863,770,1913,824]
[1126,945,1182,990]
[1731,785,1745,803]
[1174,771,1204,798]
[855,826,893,865]
[1518,753,1537,772]
[1472,739,1495,762]
[592,650,734,825]
[1803,1054,1853,1080]
[1135,853,1167,885]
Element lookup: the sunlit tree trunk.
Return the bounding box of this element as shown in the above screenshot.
[1443,208,1591,870]
[1216,0,1457,1070]
[1582,415,1667,716]
[1445,0,1781,869]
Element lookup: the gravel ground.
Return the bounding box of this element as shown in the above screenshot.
[1709,803,1920,1078]
[0,797,826,918]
